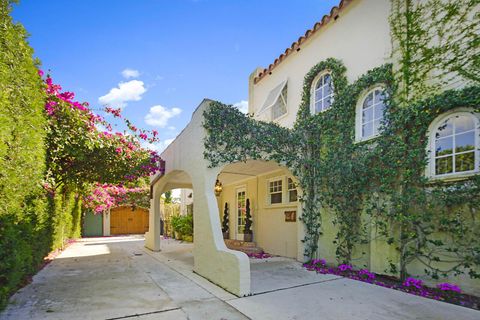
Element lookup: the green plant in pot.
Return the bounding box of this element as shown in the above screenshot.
[171,215,182,240]
[222,202,229,239]
[244,199,253,242]
[180,214,194,242]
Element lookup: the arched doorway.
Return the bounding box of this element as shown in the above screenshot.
[146,99,250,297]
[216,160,302,260]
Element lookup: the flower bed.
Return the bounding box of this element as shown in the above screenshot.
[303,259,479,310]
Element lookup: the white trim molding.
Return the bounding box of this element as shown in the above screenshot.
[426,108,480,181]
[355,85,386,143]
[310,71,334,115]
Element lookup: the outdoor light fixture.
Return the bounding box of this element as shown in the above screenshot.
[214,179,223,196]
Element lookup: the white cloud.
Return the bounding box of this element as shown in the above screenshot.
[161,138,175,149]
[98,80,146,108]
[121,68,140,79]
[171,189,181,198]
[145,105,182,127]
[142,138,175,153]
[233,100,248,114]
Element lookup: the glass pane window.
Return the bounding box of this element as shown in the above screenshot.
[288,178,298,202]
[272,85,287,120]
[434,114,477,176]
[269,179,283,204]
[237,190,246,234]
[313,73,334,114]
[361,88,386,139]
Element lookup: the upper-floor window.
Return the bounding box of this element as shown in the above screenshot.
[312,72,334,114]
[268,178,283,204]
[272,85,287,120]
[428,111,479,178]
[258,80,288,121]
[356,87,387,142]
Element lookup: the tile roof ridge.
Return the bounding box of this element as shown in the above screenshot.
[253,0,354,84]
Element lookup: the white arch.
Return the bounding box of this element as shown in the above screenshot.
[145,99,251,296]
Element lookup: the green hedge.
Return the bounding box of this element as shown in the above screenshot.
[0,1,81,309]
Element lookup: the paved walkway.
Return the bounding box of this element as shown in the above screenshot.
[1,236,478,320]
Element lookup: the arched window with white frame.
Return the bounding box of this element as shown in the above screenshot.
[355,87,387,142]
[428,111,479,178]
[311,72,334,114]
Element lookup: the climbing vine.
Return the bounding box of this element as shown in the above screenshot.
[203,0,480,282]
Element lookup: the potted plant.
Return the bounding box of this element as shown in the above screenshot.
[222,203,229,239]
[243,199,253,242]
[180,214,194,242]
[171,215,182,240]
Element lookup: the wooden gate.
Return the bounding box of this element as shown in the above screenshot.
[110,206,149,235]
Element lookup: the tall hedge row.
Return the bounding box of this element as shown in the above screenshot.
[0,0,81,309]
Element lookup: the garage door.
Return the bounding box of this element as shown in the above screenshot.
[110,206,149,235]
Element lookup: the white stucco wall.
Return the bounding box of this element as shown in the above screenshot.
[250,0,392,127]
[146,100,250,296]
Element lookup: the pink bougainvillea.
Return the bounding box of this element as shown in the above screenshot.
[40,71,165,211]
[83,183,149,214]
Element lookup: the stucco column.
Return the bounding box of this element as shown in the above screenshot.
[145,182,163,251]
[103,209,111,236]
[191,168,251,296]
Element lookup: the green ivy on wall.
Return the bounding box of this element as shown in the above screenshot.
[203,63,480,281]
[203,0,480,281]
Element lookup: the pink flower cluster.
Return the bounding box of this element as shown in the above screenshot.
[40,70,165,181]
[246,252,272,259]
[437,283,462,293]
[105,106,122,118]
[42,72,99,131]
[83,183,148,213]
[403,277,424,289]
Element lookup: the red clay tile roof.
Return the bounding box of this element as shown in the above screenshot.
[253,0,354,84]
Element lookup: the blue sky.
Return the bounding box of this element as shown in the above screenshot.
[12,0,339,150]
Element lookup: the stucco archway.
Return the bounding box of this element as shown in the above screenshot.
[216,160,304,260]
[146,99,250,296]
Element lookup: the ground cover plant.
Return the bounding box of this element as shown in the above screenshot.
[303,259,480,310]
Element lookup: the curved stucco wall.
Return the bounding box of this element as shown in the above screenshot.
[146,100,251,296]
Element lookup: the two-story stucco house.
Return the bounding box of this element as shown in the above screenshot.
[146,0,479,297]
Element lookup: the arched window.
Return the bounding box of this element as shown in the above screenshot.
[355,87,386,142]
[312,72,334,114]
[428,111,479,178]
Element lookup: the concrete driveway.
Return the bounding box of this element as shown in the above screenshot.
[1,236,478,320]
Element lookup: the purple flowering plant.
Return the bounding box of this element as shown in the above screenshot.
[437,283,461,293]
[302,258,473,308]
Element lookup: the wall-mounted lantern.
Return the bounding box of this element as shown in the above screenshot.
[214,179,223,196]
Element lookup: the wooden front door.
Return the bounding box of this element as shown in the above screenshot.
[110,206,149,235]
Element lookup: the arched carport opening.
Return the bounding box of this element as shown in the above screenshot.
[146,165,250,296]
[160,188,193,241]
[146,170,193,249]
[216,160,303,259]
[214,159,305,294]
